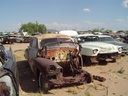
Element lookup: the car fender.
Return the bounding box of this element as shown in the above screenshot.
[80,44,100,56]
[32,57,62,77]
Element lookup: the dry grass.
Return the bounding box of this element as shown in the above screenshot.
[13,50,25,61]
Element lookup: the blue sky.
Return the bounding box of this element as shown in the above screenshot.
[0,0,128,32]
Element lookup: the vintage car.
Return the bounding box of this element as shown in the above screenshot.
[16,35,33,43]
[0,44,19,96]
[96,35,128,55]
[24,33,94,93]
[72,34,122,65]
[1,34,17,44]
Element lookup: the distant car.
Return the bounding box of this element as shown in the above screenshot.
[73,34,122,65]
[16,36,24,43]
[23,36,33,43]
[96,35,128,55]
[16,35,33,43]
[0,36,3,43]
[0,44,19,96]
[1,34,17,44]
[24,33,93,93]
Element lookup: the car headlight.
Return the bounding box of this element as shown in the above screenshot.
[48,65,56,72]
[118,47,122,52]
[93,49,98,54]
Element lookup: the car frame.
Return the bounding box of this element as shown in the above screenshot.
[0,44,19,96]
[24,33,94,93]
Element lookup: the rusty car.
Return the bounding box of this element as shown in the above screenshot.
[0,44,19,96]
[24,33,95,93]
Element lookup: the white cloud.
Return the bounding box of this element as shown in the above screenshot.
[83,8,91,12]
[115,16,128,22]
[46,22,80,30]
[115,19,125,22]
[122,0,128,8]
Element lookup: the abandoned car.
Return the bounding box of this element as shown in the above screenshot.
[96,35,128,55]
[1,34,16,44]
[16,35,33,43]
[24,33,94,93]
[0,44,19,96]
[72,34,122,65]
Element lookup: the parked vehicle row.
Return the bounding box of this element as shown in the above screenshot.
[1,32,127,95]
[0,34,33,44]
[58,30,126,64]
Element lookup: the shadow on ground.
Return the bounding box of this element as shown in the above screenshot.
[17,60,38,93]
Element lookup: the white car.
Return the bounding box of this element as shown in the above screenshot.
[96,35,128,55]
[73,34,122,65]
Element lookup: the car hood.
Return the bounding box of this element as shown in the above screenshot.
[80,42,116,48]
[105,41,128,49]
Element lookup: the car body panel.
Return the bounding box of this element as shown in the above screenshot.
[97,35,128,55]
[0,44,19,96]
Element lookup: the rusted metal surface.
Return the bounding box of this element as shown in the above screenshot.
[34,33,72,41]
[0,82,10,96]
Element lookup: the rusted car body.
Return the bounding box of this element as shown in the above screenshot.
[24,34,93,93]
[0,44,19,96]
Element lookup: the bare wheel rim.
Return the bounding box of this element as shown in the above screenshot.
[38,72,49,93]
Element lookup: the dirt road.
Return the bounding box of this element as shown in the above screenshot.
[4,43,128,96]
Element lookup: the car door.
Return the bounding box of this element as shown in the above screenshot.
[28,38,38,62]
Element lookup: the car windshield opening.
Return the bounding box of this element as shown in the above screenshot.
[58,38,75,48]
[40,38,75,49]
[78,36,99,43]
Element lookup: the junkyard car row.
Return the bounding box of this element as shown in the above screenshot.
[0,32,128,95]
[0,33,33,44]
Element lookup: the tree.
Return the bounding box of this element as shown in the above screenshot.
[0,32,3,35]
[19,22,47,34]
[38,24,47,34]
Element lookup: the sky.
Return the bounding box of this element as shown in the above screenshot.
[0,0,128,32]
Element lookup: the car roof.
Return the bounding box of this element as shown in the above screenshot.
[73,34,94,38]
[34,33,72,40]
[59,30,78,36]
[95,35,111,38]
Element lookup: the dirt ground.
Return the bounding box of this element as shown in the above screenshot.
[4,43,128,96]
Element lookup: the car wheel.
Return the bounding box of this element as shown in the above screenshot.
[78,54,83,68]
[112,58,116,62]
[38,72,49,93]
[85,72,93,83]
[20,40,22,43]
[83,56,92,66]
